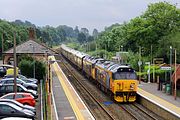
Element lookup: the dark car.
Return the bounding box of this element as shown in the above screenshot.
[0,84,38,99]
[0,78,38,91]
[0,99,36,114]
[0,66,7,77]
[0,102,35,119]
[3,75,38,85]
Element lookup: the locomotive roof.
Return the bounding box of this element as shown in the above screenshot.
[110,65,133,73]
[75,51,88,58]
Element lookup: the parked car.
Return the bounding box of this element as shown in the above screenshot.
[0,99,36,113]
[0,64,21,77]
[0,84,38,99]
[0,117,33,120]
[0,93,36,107]
[0,78,37,91]
[0,66,7,77]
[3,74,38,84]
[19,75,38,84]
[0,102,35,119]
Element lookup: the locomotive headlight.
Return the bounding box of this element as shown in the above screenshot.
[130,83,135,90]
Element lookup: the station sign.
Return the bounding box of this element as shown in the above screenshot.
[154,58,164,65]
[160,66,171,70]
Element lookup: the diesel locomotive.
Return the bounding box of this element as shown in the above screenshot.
[60,44,138,102]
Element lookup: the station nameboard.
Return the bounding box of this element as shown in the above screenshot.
[160,66,171,70]
[154,58,164,65]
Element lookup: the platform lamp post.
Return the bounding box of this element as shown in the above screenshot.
[121,45,123,64]
[170,46,172,84]
[174,48,177,100]
[138,46,142,84]
[145,62,151,83]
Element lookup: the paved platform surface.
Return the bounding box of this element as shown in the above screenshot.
[138,82,180,107]
[138,82,180,118]
[51,56,94,120]
[52,65,76,120]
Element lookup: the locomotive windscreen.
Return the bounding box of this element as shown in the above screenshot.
[113,68,137,80]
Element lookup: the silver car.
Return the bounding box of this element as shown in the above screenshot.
[0,78,37,91]
[0,102,35,119]
[0,99,36,114]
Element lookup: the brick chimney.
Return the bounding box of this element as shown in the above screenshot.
[28,27,35,40]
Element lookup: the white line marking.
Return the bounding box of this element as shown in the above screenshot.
[52,80,59,120]
[64,116,75,119]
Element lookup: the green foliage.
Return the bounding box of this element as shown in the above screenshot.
[18,56,46,80]
[19,60,33,78]
[77,32,86,43]
[94,1,180,70]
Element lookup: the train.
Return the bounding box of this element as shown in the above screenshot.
[60,44,138,102]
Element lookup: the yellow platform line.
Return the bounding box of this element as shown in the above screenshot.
[51,56,85,120]
[138,88,180,117]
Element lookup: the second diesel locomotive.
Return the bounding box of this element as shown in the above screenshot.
[60,44,138,102]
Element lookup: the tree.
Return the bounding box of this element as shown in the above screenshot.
[77,32,86,43]
[81,28,89,37]
[92,29,98,38]
[74,26,79,38]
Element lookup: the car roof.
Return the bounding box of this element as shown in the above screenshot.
[0,84,26,89]
[0,64,14,68]
[1,92,31,96]
[0,117,32,120]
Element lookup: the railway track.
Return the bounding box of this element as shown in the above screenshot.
[119,103,164,120]
[56,55,115,120]
[54,53,164,120]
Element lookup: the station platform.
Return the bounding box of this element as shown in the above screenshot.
[138,82,180,118]
[50,56,95,120]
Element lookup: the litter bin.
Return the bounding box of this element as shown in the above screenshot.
[166,84,171,95]
[162,83,166,93]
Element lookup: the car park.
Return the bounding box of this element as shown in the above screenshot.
[0,93,36,107]
[0,78,37,91]
[0,102,35,119]
[0,99,36,114]
[0,84,38,99]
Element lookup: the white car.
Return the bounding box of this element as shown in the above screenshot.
[0,117,33,120]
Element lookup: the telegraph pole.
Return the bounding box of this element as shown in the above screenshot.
[1,33,4,64]
[13,32,17,93]
[33,45,35,78]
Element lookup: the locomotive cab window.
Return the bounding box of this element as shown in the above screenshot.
[112,68,137,80]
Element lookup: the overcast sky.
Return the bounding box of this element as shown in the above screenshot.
[0,0,179,33]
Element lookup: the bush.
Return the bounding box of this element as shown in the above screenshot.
[18,57,46,81]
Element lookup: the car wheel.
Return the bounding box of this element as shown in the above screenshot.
[27,86,33,90]
[24,103,30,106]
